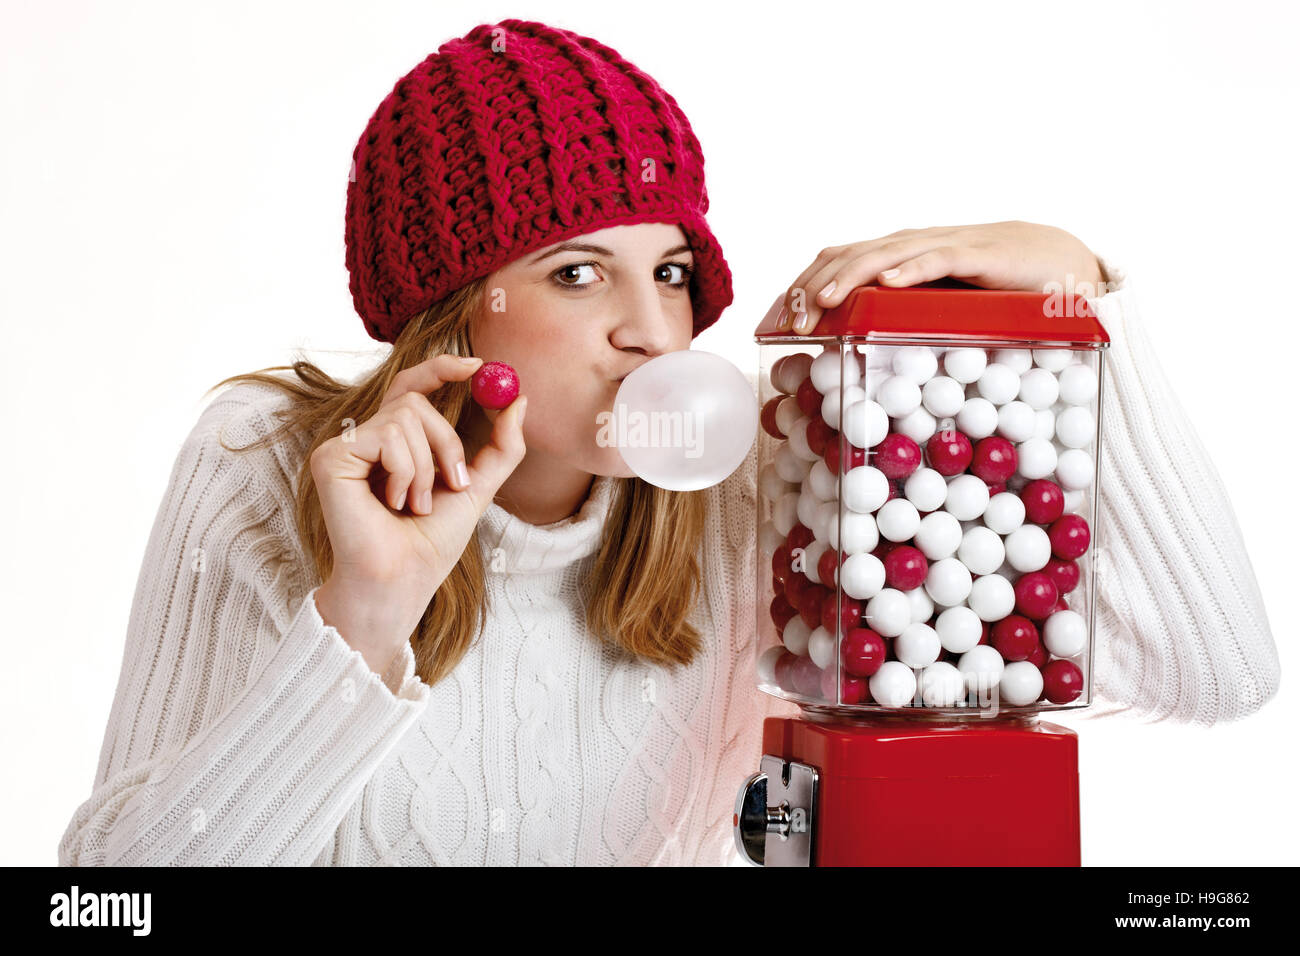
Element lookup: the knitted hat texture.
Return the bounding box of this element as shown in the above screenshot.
[345,18,734,344]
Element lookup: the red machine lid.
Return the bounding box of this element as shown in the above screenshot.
[753,279,1110,347]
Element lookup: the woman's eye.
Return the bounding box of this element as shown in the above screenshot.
[553,263,599,287]
[657,262,695,286]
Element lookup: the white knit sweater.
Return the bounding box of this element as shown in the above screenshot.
[58,269,1279,866]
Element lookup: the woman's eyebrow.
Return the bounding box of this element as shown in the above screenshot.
[529,241,693,264]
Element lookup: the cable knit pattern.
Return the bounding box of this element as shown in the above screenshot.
[344,18,734,343]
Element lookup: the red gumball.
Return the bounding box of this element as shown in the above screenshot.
[806,418,837,457]
[770,594,798,631]
[1021,479,1065,525]
[825,436,866,474]
[978,621,991,646]
[470,361,520,410]
[817,549,845,588]
[1026,639,1049,668]
[760,396,785,439]
[984,481,1007,496]
[821,665,868,705]
[842,627,887,677]
[786,523,815,554]
[1043,556,1080,594]
[774,652,801,692]
[1042,659,1084,704]
[992,615,1040,662]
[792,655,825,697]
[821,591,863,635]
[872,540,896,561]
[796,377,822,418]
[785,572,811,610]
[971,436,1018,484]
[884,545,929,591]
[1049,514,1091,560]
[772,546,792,590]
[925,429,974,476]
[1014,572,1059,619]
[798,584,829,628]
[885,482,902,502]
[875,433,923,480]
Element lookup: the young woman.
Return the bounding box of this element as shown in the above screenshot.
[59,19,1278,866]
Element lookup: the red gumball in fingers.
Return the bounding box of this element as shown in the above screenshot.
[470,360,520,409]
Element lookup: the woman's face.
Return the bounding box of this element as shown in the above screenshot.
[470,222,696,478]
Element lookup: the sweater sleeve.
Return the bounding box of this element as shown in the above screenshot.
[1082,258,1281,725]
[58,384,430,866]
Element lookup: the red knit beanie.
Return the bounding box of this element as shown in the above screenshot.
[344,18,734,344]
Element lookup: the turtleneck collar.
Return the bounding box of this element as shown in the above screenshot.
[479,474,619,574]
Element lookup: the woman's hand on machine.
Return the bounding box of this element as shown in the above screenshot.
[777,220,1105,335]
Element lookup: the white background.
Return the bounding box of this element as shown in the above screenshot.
[3,0,1295,866]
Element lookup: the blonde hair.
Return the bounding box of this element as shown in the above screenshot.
[206,276,709,686]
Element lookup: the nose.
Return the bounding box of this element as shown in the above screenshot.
[608,272,687,360]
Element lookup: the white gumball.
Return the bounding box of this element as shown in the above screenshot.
[1000,660,1045,706]
[895,622,941,668]
[783,616,811,656]
[1004,524,1052,572]
[1033,408,1056,442]
[944,474,990,521]
[957,645,1005,692]
[843,399,890,450]
[840,552,886,601]
[943,348,988,384]
[810,347,858,393]
[842,465,890,513]
[866,588,913,637]
[892,346,939,385]
[1016,437,1058,480]
[807,626,835,668]
[876,498,921,542]
[967,573,1016,622]
[1018,367,1060,410]
[959,526,1006,576]
[796,487,822,532]
[774,397,802,437]
[922,377,965,417]
[996,401,1036,442]
[1032,348,1073,372]
[803,539,830,585]
[833,511,879,554]
[759,464,792,502]
[1058,363,1097,405]
[1063,489,1085,514]
[869,661,918,708]
[983,492,1026,535]
[812,500,838,544]
[921,662,966,707]
[1055,406,1095,448]
[956,397,999,439]
[935,605,983,653]
[1056,449,1094,491]
[915,511,963,560]
[908,585,935,623]
[925,557,973,607]
[904,467,948,513]
[977,363,1021,405]
[877,375,923,417]
[773,491,800,536]
[772,352,813,394]
[822,384,866,430]
[895,406,938,444]
[808,459,839,500]
[1044,609,1088,658]
[788,416,821,462]
[993,348,1033,374]
[774,443,809,484]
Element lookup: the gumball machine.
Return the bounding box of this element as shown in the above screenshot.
[734,281,1109,866]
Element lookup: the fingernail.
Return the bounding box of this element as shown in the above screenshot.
[418,488,433,512]
[880,268,900,280]
[794,312,817,335]
[395,490,407,511]
[458,355,480,364]
[455,461,470,489]
[819,280,837,299]
[518,396,528,426]
[776,306,791,330]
